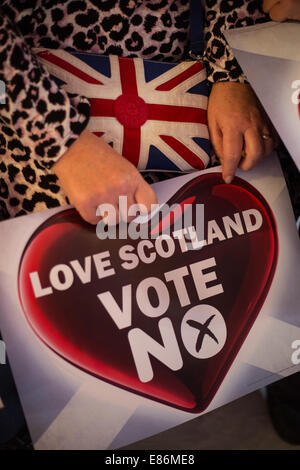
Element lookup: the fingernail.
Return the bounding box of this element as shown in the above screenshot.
[224,175,233,184]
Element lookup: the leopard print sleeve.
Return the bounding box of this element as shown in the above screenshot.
[204,0,269,83]
[0,8,90,170]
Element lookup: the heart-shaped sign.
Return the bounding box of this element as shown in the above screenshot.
[18,173,278,412]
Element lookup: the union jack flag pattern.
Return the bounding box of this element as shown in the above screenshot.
[37,49,210,172]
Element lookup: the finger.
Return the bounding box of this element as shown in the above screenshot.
[263,137,275,158]
[103,206,121,226]
[269,3,290,21]
[271,127,280,148]
[208,121,223,163]
[135,178,158,214]
[222,129,244,183]
[239,127,265,171]
[262,131,276,157]
[77,205,104,225]
[262,0,281,13]
[94,198,121,226]
[258,106,280,149]
[119,192,136,223]
[69,194,103,225]
[287,1,300,20]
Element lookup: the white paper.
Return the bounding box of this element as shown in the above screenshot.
[0,154,299,449]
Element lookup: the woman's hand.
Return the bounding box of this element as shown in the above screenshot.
[263,0,300,21]
[208,82,278,183]
[53,129,157,225]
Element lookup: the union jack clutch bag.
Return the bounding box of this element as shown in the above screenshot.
[35,1,210,172]
[36,50,210,172]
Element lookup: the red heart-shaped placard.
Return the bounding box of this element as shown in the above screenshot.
[18,173,278,412]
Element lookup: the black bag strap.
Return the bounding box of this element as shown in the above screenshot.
[189,0,205,59]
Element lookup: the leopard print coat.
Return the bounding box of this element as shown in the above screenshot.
[0,0,269,219]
